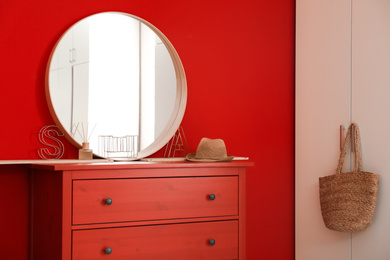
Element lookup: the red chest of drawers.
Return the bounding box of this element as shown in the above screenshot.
[29,161,251,260]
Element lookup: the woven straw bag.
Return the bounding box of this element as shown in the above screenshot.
[319,123,379,233]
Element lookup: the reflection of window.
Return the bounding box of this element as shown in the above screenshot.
[89,14,141,153]
[88,15,176,153]
[50,13,177,156]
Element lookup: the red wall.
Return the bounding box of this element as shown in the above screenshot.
[0,0,295,259]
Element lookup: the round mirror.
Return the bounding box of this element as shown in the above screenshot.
[45,12,187,160]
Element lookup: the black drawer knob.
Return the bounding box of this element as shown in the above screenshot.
[105,247,112,254]
[209,194,216,201]
[105,198,113,205]
[209,239,216,246]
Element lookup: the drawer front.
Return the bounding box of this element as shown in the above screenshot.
[73,176,238,225]
[73,220,238,260]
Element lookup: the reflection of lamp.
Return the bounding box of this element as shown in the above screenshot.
[98,135,138,159]
[164,126,188,158]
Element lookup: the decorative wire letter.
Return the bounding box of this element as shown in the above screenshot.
[38,125,65,159]
[164,126,188,158]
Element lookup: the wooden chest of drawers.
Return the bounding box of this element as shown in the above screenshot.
[29,161,251,259]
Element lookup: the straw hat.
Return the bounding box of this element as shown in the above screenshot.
[186,138,234,162]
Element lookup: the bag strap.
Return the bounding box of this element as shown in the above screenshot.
[336,123,362,174]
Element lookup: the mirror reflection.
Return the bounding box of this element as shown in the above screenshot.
[48,13,178,159]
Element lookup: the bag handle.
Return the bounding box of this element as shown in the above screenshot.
[336,123,362,174]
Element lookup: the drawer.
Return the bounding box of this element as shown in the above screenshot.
[73,176,238,225]
[72,220,238,260]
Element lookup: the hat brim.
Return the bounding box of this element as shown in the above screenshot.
[185,153,234,162]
